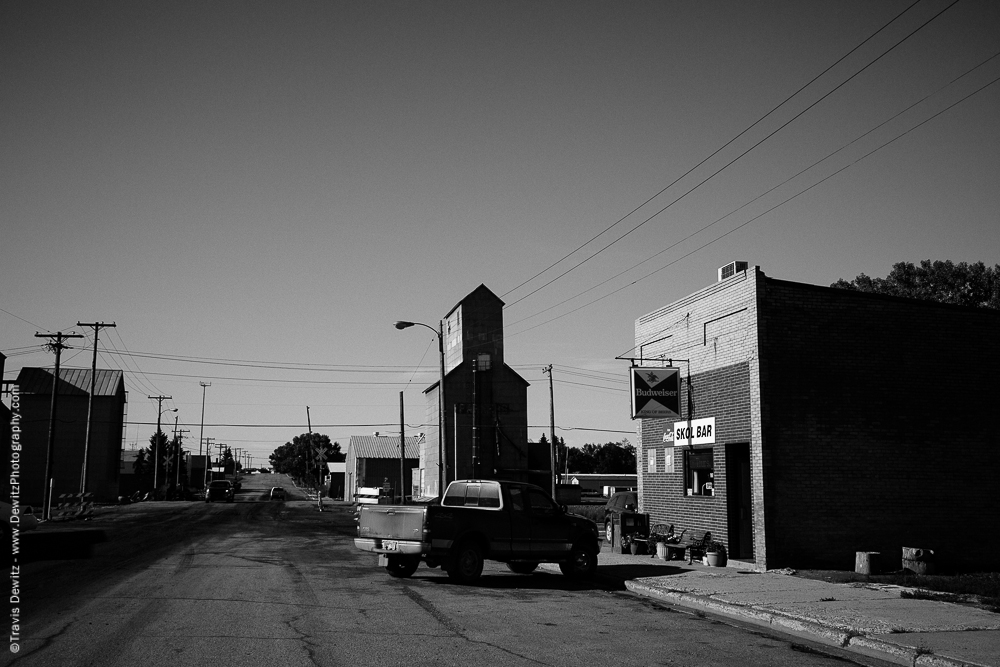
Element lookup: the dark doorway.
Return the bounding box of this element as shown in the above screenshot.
[726,443,753,559]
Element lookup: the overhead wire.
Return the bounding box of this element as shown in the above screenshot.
[0,307,49,332]
[510,46,1000,333]
[509,68,1000,340]
[500,0,930,308]
[91,347,438,372]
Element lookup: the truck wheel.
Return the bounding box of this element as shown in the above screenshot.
[506,562,538,574]
[605,521,612,543]
[446,540,484,584]
[385,555,420,578]
[560,541,598,579]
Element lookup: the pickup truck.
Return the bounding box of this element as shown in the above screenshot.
[355,479,600,583]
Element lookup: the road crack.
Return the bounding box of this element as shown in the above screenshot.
[399,584,554,666]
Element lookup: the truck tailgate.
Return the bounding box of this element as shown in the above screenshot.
[356,505,427,555]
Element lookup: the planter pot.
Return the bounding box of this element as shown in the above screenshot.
[656,542,669,560]
[630,541,647,555]
[705,552,727,567]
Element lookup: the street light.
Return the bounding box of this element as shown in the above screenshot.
[394,320,446,498]
[154,407,178,497]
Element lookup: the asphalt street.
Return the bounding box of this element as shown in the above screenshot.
[8,475,897,667]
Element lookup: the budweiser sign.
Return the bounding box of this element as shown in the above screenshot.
[630,366,680,419]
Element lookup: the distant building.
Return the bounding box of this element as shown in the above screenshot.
[343,434,421,502]
[5,368,127,505]
[326,461,345,499]
[418,285,532,497]
[566,473,638,496]
[634,264,1000,571]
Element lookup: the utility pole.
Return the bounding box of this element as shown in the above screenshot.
[543,365,557,500]
[198,381,210,490]
[399,392,406,504]
[176,428,189,491]
[35,331,84,520]
[306,406,325,511]
[216,442,224,481]
[76,321,115,495]
[149,395,173,497]
[203,437,215,484]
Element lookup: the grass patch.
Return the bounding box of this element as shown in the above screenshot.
[797,570,1000,612]
[567,504,605,523]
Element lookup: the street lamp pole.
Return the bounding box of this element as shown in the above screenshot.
[149,396,176,499]
[394,320,446,498]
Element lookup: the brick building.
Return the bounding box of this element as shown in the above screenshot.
[634,265,1000,571]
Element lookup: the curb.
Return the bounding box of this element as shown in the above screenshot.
[624,581,983,667]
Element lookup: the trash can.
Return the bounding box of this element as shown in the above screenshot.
[613,512,649,554]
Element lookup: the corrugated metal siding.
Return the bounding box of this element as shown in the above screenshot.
[348,435,421,459]
[15,367,125,397]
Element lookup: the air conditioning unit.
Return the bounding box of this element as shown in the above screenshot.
[718,261,748,282]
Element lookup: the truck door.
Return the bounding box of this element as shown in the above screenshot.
[504,485,532,556]
[524,487,572,558]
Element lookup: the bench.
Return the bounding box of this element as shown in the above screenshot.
[665,529,712,563]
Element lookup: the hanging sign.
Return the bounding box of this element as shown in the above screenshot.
[663,417,716,446]
[630,366,680,419]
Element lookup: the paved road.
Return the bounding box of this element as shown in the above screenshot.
[10,476,893,667]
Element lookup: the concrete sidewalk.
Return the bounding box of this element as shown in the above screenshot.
[566,549,1000,667]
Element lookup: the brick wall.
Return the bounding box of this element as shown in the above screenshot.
[759,278,1000,570]
[636,266,1000,571]
[638,362,751,545]
[635,268,760,559]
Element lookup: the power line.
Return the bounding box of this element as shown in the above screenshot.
[507,54,997,340]
[0,307,50,331]
[90,347,439,371]
[499,0,930,307]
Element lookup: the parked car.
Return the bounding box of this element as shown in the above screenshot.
[603,491,638,542]
[356,479,600,583]
[269,487,287,501]
[205,480,235,503]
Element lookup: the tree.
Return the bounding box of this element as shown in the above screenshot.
[567,440,636,474]
[132,431,167,478]
[832,260,1000,309]
[131,430,187,495]
[269,433,344,485]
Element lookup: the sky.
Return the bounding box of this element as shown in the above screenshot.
[2,0,998,468]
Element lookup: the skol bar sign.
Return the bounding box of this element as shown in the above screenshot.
[630,366,680,419]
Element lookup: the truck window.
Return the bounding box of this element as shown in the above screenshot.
[443,481,502,508]
[443,483,468,506]
[465,484,481,505]
[480,483,500,508]
[507,486,524,512]
[525,488,557,517]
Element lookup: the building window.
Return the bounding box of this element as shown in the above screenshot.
[647,448,657,473]
[665,448,674,473]
[685,448,714,496]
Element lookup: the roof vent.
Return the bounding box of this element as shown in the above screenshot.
[718,261,748,282]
